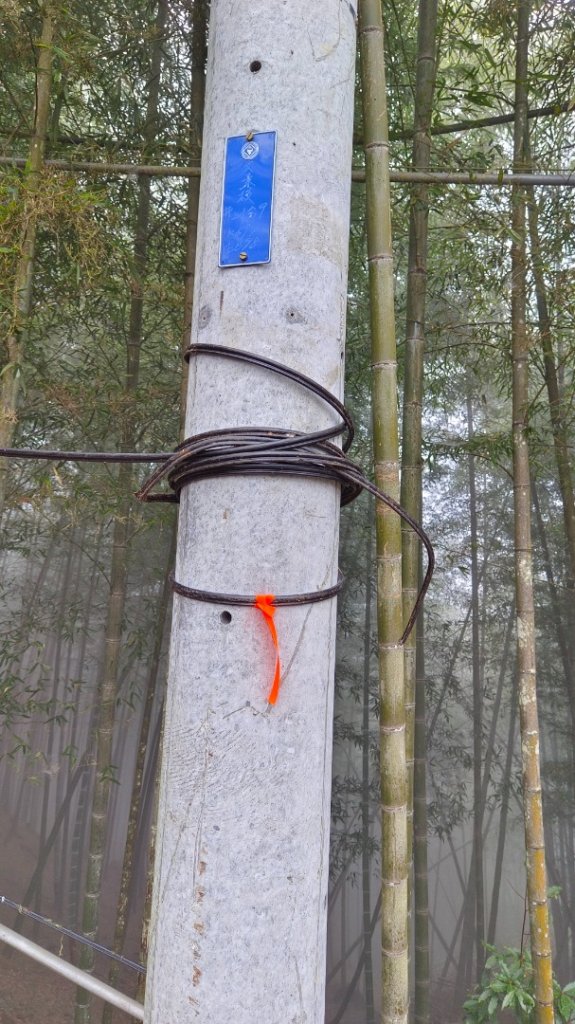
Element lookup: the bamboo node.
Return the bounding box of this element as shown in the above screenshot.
[367,252,394,263]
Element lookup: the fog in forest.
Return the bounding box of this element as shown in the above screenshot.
[1,0,575,1022]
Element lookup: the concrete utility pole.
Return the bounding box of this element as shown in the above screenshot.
[145,2,357,1022]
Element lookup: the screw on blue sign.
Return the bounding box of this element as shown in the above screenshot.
[219,131,277,267]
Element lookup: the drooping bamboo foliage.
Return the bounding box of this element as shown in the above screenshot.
[359,2,408,1021]
[511,2,555,1021]
[0,5,55,514]
[399,1,438,1019]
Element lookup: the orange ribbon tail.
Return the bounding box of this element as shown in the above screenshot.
[254,594,281,705]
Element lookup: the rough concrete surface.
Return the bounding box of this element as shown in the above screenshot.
[145,2,357,1020]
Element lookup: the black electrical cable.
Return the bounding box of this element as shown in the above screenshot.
[1,343,434,642]
[0,448,167,463]
[136,343,435,643]
[170,572,345,607]
[0,895,146,974]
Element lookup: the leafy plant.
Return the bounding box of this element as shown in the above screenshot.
[463,946,575,1023]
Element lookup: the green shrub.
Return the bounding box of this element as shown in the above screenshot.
[463,946,575,1023]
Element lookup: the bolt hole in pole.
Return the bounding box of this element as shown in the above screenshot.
[220,611,232,625]
[249,59,262,73]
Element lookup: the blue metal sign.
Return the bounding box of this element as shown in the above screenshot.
[219,131,277,267]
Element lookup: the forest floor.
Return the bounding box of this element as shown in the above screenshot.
[0,807,136,1024]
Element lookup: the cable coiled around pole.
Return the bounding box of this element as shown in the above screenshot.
[0,343,435,643]
[136,343,434,644]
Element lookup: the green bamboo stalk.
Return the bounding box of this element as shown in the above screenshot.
[511,3,555,1021]
[101,538,174,1024]
[398,2,438,1019]
[532,484,575,728]
[359,3,407,1021]
[102,0,207,1005]
[362,524,376,1024]
[525,134,575,675]
[0,4,55,514]
[74,5,168,1021]
[466,391,485,981]
[413,603,429,1023]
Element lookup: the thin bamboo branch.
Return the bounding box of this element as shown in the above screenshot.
[359,3,407,1022]
[389,99,574,142]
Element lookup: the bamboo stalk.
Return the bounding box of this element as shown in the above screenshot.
[74,5,169,1021]
[101,539,174,1024]
[399,1,438,1018]
[466,393,485,981]
[511,3,555,1021]
[362,525,376,1024]
[413,609,429,1023]
[525,137,575,668]
[359,3,407,1022]
[487,675,518,945]
[532,484,575,728]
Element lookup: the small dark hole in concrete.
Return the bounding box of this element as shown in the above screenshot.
[250,60,262,73]
[220,611,232,624]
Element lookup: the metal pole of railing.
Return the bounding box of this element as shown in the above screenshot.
[1,155,574,187]
[0,922,144,1020]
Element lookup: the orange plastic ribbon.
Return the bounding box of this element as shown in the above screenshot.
[254,594,281,705]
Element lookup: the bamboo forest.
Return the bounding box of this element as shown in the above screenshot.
[1,1,575,1022]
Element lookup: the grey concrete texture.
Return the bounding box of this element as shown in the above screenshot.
[145,2,357,1021]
